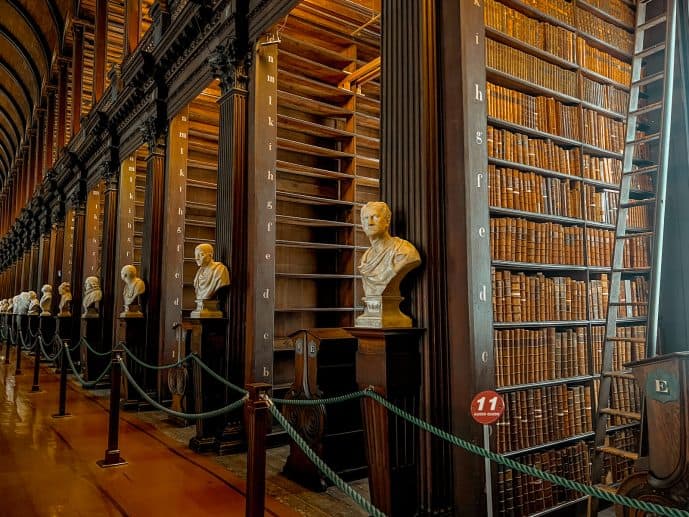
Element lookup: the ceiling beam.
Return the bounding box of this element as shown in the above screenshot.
[0,83,27,130]
[0,58,34,121]
[0,105,21,147]
[46,0,65,45]
[0,25,43,99]
[6,0,52,69]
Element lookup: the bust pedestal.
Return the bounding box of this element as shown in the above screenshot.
[119,316,155,410]
[80,313,110,388]
[39,315,56,363]
[356,295,411,328]
[186,317,230,453]
[347,327,424,517]
[190,299,223,319]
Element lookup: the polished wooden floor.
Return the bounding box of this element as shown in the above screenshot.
[0,350,300,517]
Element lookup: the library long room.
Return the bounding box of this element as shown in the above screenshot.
[0,0,687,516]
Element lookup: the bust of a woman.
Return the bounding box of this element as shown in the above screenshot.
[82,276,102,317]
[120,265,145,317]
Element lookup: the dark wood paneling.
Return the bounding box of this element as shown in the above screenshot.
[100,169,119,350]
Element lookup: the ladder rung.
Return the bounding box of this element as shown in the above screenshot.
[629,102,663,118]
[608,301,648,306]
[624,164,658,176]
[620,198,656,208]
[638,14,667,32]
[602,371,635,380]
[635,42,666,60]
[600,408,642,420]
[626,133,660,146]
[632,71,664,89]
[617,231,654,239]
[606,337,646,343]
[611,267,651,273]
[597,446,640,461]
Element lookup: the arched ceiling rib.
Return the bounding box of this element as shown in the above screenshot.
[0,0,70,189]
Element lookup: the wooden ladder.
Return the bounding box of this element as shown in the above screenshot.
[590,0,678,502]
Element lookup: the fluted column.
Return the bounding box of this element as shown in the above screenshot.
[99,163,119,350]
[49,201,65,315]
[68,189,87,343]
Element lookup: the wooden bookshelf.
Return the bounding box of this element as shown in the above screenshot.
[484,0,649,512]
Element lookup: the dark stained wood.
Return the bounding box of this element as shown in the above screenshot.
[94,0,107,101]
[69,192,87,346]
[13,258,22,295]
[246,38,277,385]
[21,249,31,291]
[100,166,119,351]
[245,383,272,517]
[44,87,56,172]
[34,112,45,185]
[71,23,84,137]
[56,59,69,151]
[38,226,51,289]
[28,243,39,292]
[124,0,141,57]
[83,185,104,279]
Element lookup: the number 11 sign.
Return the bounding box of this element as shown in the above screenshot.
[471,390,505,425]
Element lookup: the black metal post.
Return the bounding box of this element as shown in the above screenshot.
[97,347,126,467]
[52,343,71,418]
[3,320,10,364]
[14,329,22,376]
[31,335,41,392]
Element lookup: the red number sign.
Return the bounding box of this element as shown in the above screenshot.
[470,390,505,425]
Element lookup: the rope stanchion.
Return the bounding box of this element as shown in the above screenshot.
[189,354,247,395]
[363,390,689,517]
[267,398,385,517]
[14,329,22,375]
[119,342,194,371]
[97,346,127,468]
[52,343,71,419]
[272,390,367,406]
[64,348,112,389]
[119,359,247,420]
[79,337,110,357]
[31,336,42,392]
[38,335,61,362]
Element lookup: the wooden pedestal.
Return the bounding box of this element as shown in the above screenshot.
[80,315,110,388]
[282,328,367,490]
[617,352,689,510]
[186,317,230,453]
[348,327,424,517]
[120,316,155,410]
[39,316,55,363]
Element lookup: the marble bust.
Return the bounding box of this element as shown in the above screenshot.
[120,264,145,318]
[39,285,52,316]
[58,282,72,317]
[0,299,8,313]
[82,276,102,317]
[355,201,421,328]
[191,243,230,318]
[27,291,40,315]
[17,292,30,315]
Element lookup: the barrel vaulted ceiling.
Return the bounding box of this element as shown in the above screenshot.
[0,0,71,182]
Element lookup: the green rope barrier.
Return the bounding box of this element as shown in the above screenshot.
[19,330,36,352]
[268,402,385,517]
[79,337,111,357]
[64,347,112,388]
[37,335,62,361]
[189,354,247,395]
[364,391,689,517]
[119,342,195,371]
[272,390,368,406]
[119,359,248,420]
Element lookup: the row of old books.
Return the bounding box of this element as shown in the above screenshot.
[487,126,581,176]
[588,274,649,320]
[487,83,581,140]
[600,430,639,484]
[489,165,584,218]
[576,7,634,54]
[577,38,632,86]
[584,187,618,224]
[492,270,588,322]
[581,75,629,115]
[593,377,643,426]
[582,108,626,153]
[582,0,635,27]
[496,384,592,453]
[592,325,647,373]
[484,0,576,62]
[486,39,578,97]
[583,155,622,185]
[497,442,591,516]
[494,327,588,387]
[586,228,651,268]
[490,218,585,265]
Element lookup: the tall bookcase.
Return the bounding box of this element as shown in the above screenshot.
[481,0,651,513]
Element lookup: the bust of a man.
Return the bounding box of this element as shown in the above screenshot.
[39,285,52,316]
[82,276,102,317]
[27,291,40,315]
[0,299,8,313]
[58,282,72,317]
[18,292,31,315]
[191,243,230,318]
[120,264,145,317]
[355,201,421,328]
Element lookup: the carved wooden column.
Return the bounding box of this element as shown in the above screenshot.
[28,220,40,291]
[44,87,56,168]
[139,114,167,375]
[99,163,119,351]
[56,58,69,151]
[94,0,107,101]
[71,22,85,136]
[209,41,249,451]
[68,189,87,346]
[37,209,51,291]
[49,200,65,315]
[34,110,45,185]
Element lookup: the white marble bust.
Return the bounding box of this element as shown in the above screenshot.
[27,291,40,315]
[39,285,52,316]
[58,282,72,317]
[120,264,145,317]
[191,243,230,318]
[82,276,102,317]
[355,201,421,328]
[17,292,30,315]
[8,295,17,314]
[0,299,8,313]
